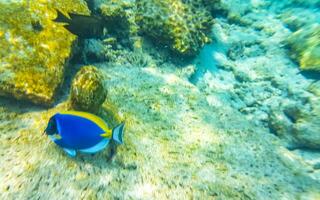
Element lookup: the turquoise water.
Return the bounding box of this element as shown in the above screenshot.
[1,0,320,199]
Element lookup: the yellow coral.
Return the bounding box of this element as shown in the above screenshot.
[0,0,90,105]
[136,0,213,56]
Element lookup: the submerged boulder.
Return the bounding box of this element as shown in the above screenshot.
[286,24,320,72]
[292,96,320,149]
[0,0,89,105]
[292,86,320,149]
[292,115,320,150]
[70,65,107,113]
[136,0,214,56]
[269,100,320,150]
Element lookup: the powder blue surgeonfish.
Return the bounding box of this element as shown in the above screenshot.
[44,111,125,157]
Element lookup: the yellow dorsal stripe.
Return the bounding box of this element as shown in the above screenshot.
[100,132,112,138]
[60,111,112,135]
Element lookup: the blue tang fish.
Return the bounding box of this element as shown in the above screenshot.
[44,111,125,157]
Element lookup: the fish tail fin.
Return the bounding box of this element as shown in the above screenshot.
[54,10,71,23]
[112,122,125,144]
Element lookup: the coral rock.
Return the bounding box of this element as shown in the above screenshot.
[70,65,107,112]
[0,0,89,105]
[269,102,320,150]
[287,24,320,72]
[136,0,214,56]
[99,0,138,47]
[292,101,320,149]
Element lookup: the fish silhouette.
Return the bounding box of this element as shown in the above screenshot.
[44,111,125,157]
[54,10,106,39]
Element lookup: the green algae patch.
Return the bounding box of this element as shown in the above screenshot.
[136,0,213,56]
[0,0,90,105]
[287,24,320,72]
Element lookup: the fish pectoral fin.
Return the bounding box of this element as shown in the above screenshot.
[63,148,76,157]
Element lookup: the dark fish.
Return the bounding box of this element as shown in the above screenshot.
[54,10,105,38]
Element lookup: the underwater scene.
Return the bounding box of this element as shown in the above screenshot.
[0,0,320,199]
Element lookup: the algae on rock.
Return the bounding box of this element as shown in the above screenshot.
[182,0,222,15]
[292,97,320,150]
[269,100,320,150]
[0,0,90,105]
[286,24,320,72]
[99,0,139,47]
[136,0,213,56]
[70,65,107,113]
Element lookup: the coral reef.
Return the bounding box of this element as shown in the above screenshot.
[210,0,266,24]
[136,0,213,56]
[1,0,320,199]
[195,3,320,156]
[286,24,320,72]
[101,39,156,68]
[70,65,107,113]
[182,0,223,17]
[78,39,107,63]
[99,0,139,46]
[0,0,89,105]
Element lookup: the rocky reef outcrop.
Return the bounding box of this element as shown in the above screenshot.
[136,0,214,56]
[269,99,320,150]
[99,0,139,48]
[286,24,320,72]
[278,0,320,72]
[0,0,90,105]
[0,0,219,105]
[291,83,320,149]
